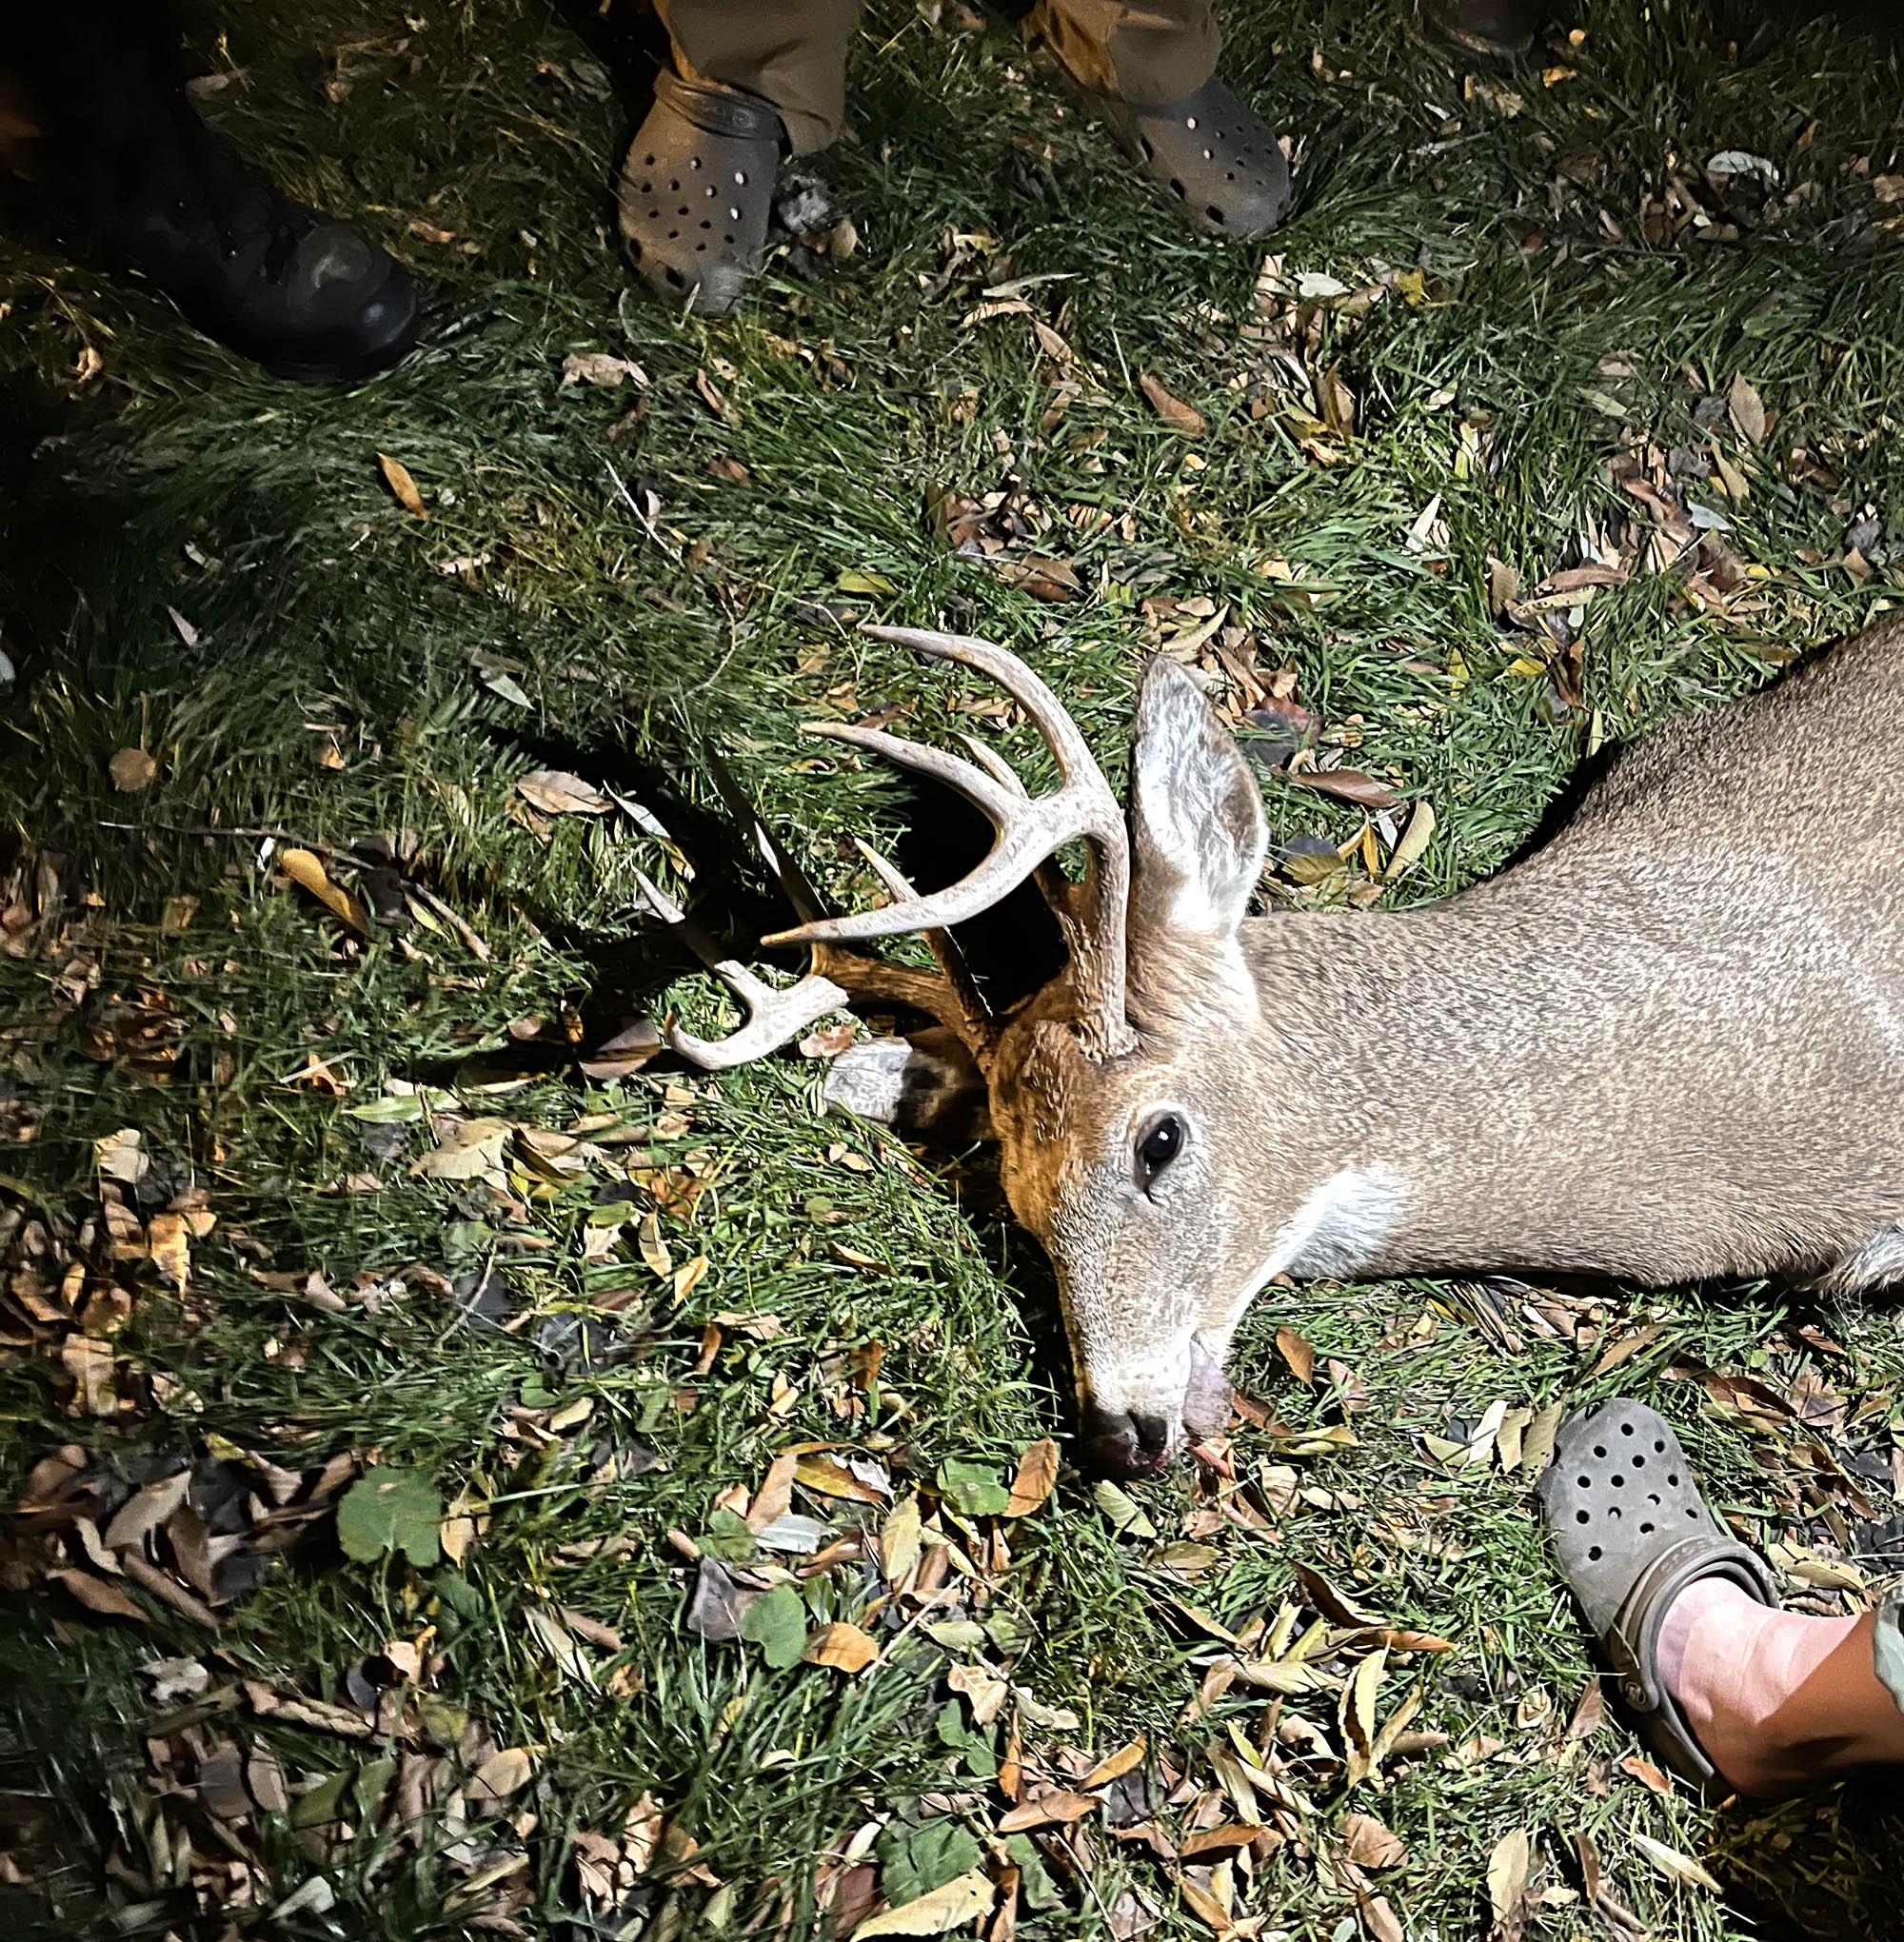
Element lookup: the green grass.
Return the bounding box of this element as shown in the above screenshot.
[3,1,1904,1938]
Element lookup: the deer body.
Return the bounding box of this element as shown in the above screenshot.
[656,617,1904,1478]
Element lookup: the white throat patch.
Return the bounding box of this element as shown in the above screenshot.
[1252,1166,1407,1288]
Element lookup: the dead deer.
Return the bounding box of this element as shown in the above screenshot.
[644,620,1904,1480]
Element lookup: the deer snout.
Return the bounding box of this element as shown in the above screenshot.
[1078,1400,1175,1480]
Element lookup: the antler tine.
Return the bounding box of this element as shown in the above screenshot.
[853,839,997,1046]
[633,869,849,1071]
[861,625,1119,810]
[700,742,829,928]
[766,624,1135,1059]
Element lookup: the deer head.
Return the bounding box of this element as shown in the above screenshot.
[649,625,1293,1480]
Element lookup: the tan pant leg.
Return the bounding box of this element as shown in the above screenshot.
[652,0,862,154]
[1026,0,1218,106]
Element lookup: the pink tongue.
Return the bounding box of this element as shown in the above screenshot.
[1181,1338,1234,1437]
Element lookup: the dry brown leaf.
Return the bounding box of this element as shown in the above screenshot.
[946,1662,1009,1727]
[1618,1754,1673,1795]
[560,352,648,389]
[280,847,367,933]
[147,1211,190,1289]
[1275,1326,1317,1386]
[998,1791,1097,1833]
[378,452,429,518]
[850,1867,995,1938]
[1081,1736,1145,1790]
[800,1021,859,1059]
[1727,374,1766,446]
[109,748,157,792]
[1140,373,1206,436]
[803,1621,879,1674]
[1487,1827,1531,1924]
[696,370,740,425]
[1341,1811,1407,1870]
[1564,1675,1605,1742]
[1004,1437,1059,1516]
[517,769,612,816]
[49,1567,147,1621]
[1179,1822,1260,1856]
[1364,1895,1405,1942]
[1176,1876,1231,1933]
[1283,767,1402,809]
[466,1746,536,1805]
[1632,1832,1719,1892]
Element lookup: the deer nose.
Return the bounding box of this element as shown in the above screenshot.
[1078,1402,1174,1479]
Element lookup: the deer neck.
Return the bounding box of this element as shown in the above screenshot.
[1236,900,1716,1284]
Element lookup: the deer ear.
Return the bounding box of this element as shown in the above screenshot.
[1127,657,1267,941]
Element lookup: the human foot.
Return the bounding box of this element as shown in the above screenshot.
[1536,1399,1779,1794]
[1656,1578,1904,1797]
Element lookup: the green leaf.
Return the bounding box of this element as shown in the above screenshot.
[335,1469,444,1568]
[699,1508,758,1563]
[937,1457,1009,1519]
[1092,1479,1158,1540]
[878,1817,983,1906]
[739,1582,805,1669]
[1006,1835,1061,1911]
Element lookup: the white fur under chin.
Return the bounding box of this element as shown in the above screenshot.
[1253,1165,1408,1287]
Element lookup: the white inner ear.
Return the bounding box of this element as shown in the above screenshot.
[1132,673,1267,937]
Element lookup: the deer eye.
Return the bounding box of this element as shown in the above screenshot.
[1136,1114,1184,1187]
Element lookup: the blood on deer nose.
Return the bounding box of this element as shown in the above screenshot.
[1078,1401,1173,1480]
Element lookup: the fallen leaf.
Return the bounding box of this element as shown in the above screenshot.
[560,351,648,388]
[803,1621,879,1674]
[1276,1326,1317,1386]
[279,848,367,933]
[1004,1438,1058,1516]
[517,769,612,816]
[1282,767,1402,809]
[412,1117,513,1180]
[147,1211,190,1288]
[1618,1754,1673,1795]
[378,452,428,518]
[1727,374,1766,446]
[106,744,160,795]
[998,1792,1097,1833]
[1139,373,1206,435]
[946,1662,1009,1727]
[335,1469,443,1567]
[993,556,1083,601]
[49,1568,148,1621]
[1341,1811,1408,1870]
[800,1021,858,1059]
[1487,1827,1530,1923]
[1082,1737,1145,1789]
[1384,801,1435,879]
[850,1866,994,1938]
[1632,1832,1720,1893]
[466,1746,536,1805]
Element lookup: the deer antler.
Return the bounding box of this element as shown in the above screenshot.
[766,625,1135,1059]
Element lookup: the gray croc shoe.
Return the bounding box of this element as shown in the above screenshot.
[1081,75,1290,241]
[618,70,783,314]
[1537,1399,1779,1795]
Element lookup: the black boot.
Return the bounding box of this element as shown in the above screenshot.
[3,3,418,383]
[85,105,420,384]
[1422,0,1545,58]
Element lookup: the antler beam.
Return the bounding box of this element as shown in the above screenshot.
[764,625,1135,1059]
